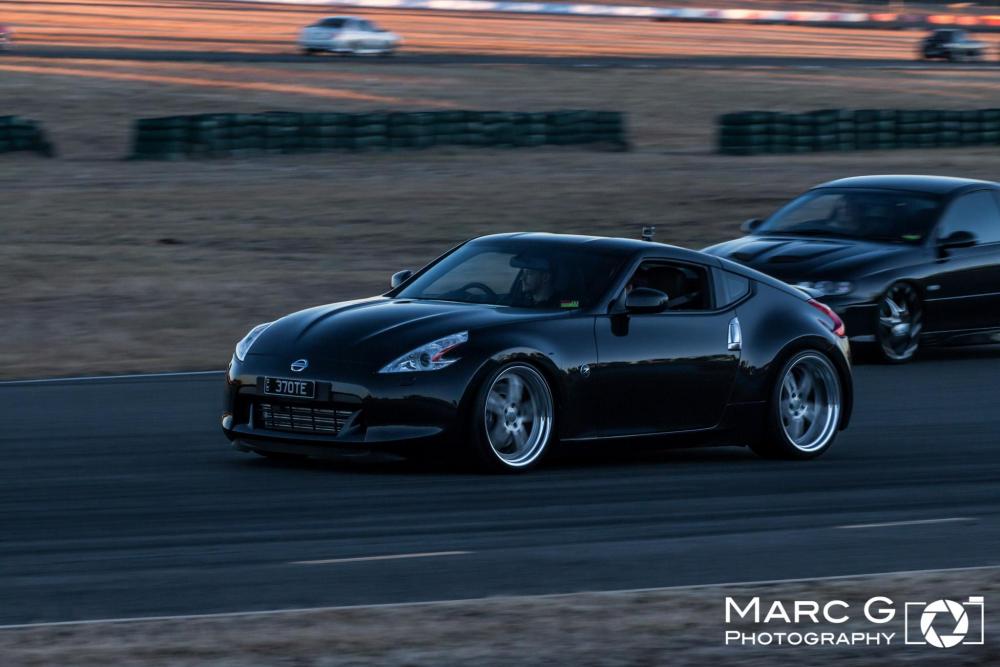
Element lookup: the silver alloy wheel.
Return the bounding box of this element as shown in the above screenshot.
[779,353,841,453]
[484,365,553,468]
[877,283,922,362]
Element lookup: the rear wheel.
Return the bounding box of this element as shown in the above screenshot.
[876,282,922,363]
[751,350,842,460]
[470,363,555,472]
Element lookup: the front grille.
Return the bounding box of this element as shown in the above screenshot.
[255,402,354,435]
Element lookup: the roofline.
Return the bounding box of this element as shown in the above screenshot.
[812,175,1000,195]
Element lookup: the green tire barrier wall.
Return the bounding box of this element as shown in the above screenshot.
[718,109,1000,155]
[0,116,55,157]
[131,110,628,159]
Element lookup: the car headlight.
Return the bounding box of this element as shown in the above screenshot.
[379,331,469,374]
[234,322,272,362]
[796,281,853,296]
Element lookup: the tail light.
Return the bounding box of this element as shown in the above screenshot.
[808,299,846,338]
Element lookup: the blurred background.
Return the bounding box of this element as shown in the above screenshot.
[3,0,1000,378]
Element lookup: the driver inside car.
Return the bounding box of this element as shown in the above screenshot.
[507,254,558,308]
[519,266,556,307]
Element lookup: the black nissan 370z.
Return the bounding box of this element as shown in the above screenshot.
[222,233,852,472]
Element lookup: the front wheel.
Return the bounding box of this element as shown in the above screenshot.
[469,363,555,472]
[876,282,922,363]
[751,350,843,460]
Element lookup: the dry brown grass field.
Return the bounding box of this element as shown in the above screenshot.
[4,1,1000,378]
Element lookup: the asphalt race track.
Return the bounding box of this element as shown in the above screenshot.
[7,0,1000,70]
[11,44,1000,69]
[2,349,1000,625]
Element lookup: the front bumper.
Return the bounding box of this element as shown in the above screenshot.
[222,354,479,456]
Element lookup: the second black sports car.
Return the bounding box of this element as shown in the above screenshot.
[222,233,852,471]
[705,175,1000,363]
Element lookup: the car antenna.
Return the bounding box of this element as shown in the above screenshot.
[641,225,656,242]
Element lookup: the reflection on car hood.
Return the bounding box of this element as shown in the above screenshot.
[703,235,923,283]
[247,297,564,362]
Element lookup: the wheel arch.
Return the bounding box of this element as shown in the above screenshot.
[457,348,567,439]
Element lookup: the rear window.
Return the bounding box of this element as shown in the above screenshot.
[717,270,751,307]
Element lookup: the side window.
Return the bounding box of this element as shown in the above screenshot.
[716,270,751,307]
[938,191,1000,244]
[627,261,711,311]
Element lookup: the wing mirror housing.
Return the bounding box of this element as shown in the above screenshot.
[391,269,413,289]
[741,218,764,234]
[625,287,670,314]
[938,230,976,251]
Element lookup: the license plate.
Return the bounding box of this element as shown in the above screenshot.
[263,377,315,399]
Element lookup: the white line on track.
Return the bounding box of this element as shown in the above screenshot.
[292,551,470,565]
[0,370,223,386]
[1,563,997,631]
[836,517,976,530]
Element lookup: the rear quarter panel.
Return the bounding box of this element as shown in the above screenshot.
[732,282,853,428]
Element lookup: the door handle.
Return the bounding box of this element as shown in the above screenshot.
[728,317,742,352]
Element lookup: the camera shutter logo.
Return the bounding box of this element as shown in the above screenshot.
[920,600,971,648]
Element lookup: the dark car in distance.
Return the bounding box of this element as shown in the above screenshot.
[223,233,852,471]
[705,175,1000,363]
[919,29,987,62]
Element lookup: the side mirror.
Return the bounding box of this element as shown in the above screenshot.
[741,218,764,234]
[938,230,976,251]
[625,287,669,314]
[390,269,413,289]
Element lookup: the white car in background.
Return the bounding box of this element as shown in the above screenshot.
[298,16,400,56]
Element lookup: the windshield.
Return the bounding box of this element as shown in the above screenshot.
[396,240,626,309]
[757,188,943,245]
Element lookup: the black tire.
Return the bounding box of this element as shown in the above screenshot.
[751,350,843,460]
[468,362,555,473]
[875,282,922,364]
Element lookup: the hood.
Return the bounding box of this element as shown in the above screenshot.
[704,235,923,283]
[247,297,562,363]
